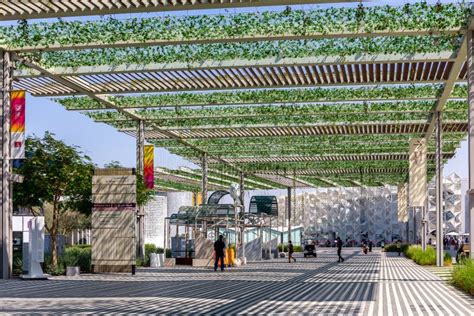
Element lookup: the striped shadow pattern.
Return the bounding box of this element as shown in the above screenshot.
[0,249,472,315]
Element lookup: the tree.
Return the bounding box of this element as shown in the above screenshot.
[104,160,155,206]
[103,160,122,168]
[13,132,94,267]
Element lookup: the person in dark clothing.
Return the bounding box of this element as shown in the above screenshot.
[214,235,226,271]
[396,240,401,256]
[288,240,296,262]
[336,237,344,262]
[368,240,373,252]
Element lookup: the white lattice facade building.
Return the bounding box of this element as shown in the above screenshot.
[277,187,403,245]
[427,173,464,236]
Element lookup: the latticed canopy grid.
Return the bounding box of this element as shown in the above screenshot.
[3,1,472,190]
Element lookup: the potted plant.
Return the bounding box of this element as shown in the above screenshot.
[64,247,81,276]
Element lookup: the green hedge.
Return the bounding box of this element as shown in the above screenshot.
[451,259,474,295]
[63,245,92,273]
[384,243,409,253]
[278,244,303,252]
[405,245,435,265]
[404,245,451,266]
[43,254,65,276]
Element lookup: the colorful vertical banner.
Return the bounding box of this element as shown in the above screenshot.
[143,145,154,189]
[409,138,427,207]
[11,90,25,159]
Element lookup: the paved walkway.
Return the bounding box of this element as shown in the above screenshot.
[0,249,472,315]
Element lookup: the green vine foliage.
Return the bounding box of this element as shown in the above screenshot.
[151,133,466,149]
[1,3,469,49]
[164,140,461,157]
[57,84,468,111]
[84,100,467,128]
[26,35,461,68]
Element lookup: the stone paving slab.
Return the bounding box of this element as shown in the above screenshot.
[0,249,472,315]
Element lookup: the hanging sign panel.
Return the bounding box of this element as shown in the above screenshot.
[398,183,408,222]
[144,145,154,189]
[409,138,427,207]
[11,90,25,159]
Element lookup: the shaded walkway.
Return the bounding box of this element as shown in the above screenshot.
[0,249,472,315]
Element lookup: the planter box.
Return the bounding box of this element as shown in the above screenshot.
[66,266,80,276]
[192,258,213,267]
[164,258,175,267]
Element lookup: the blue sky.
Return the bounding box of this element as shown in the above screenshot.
[17,0,471,178]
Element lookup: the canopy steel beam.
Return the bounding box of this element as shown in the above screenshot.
[61,97,450,111]
[177,167,261,190]
[206,168,276,190]
[15,52,456,78]
[13,54,247,174]
[284,175,319,188]
[124,120,465,131]
[425,34,468,139]
[217,153,454,163]
[17,79,461,97]
[305,175,342,187]
[259,167,409,176]
[162,139,461,151]
[0,1,366,21]
[93,109,448,124]
[156,167,227,191]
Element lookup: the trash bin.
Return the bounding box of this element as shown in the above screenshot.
[226,248,235,266]
[150,253,159,268]
[158,253,165,267]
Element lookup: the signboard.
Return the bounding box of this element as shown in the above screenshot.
[91,168,136,272]
[144,145,154,189]
[144,194,167,248]
[11,90,25,159]
[409,138,427,207]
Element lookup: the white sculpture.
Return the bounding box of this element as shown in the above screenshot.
[24,217,45,279]
[229,183,241,207]
[229,183,246,264]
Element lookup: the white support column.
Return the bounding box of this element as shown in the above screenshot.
[239,172,245,209]
[468,31,474,259]
[435,111,443,266]
[1,51,12,279]
[287,187,291,257]
[201,153,208,204]
[421,205,427,251]
[239,172,246,260]
[136,120,145,259]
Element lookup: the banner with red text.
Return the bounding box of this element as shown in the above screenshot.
[144,145,154,189]
[11,90,25,159]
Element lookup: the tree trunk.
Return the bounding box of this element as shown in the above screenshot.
[51,230,58,267]
[51,202,58,267]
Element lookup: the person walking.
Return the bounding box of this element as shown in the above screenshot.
[336,237,344,262]
[368,240,373,252]
[214,235,226,271]
[288,240,296,263]
[396,240,401,256]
